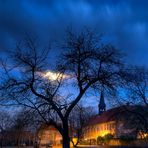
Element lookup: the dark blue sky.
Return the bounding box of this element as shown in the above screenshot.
[0,0,148,66]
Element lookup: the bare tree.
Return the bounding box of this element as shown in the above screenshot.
[69,104,95,147]
[0,29,126,148]
[125,67,148,106]
[11,109,36,147]
[123,67,148,134]
[0,111,13,148]
[0,108,37,147]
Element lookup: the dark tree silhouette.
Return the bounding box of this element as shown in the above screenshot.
[0,29,126,148]
[69,104,95,147]
[0,111,12,148]
[126,67,148,106]
[11,109,36,147]
[123,67,148,134]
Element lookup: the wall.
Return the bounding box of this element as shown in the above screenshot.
[38,126,62,146]
[83,121,116,140]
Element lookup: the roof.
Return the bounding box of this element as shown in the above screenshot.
[85,105,148,127]
[37,124,59,133]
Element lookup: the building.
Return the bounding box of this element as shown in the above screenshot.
[83,106,136,141]
[83,91,148,143]
[37,124,77,147]
[37,125,62,146]
[98,89,106,115]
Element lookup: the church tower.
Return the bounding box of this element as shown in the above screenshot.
[98,89,106,115]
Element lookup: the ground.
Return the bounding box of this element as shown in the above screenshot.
[3,146,148,148]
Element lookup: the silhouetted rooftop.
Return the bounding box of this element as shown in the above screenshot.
[86,105,148,126]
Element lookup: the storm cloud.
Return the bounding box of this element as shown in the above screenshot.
[0,0,148,65]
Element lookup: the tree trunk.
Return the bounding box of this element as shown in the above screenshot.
[0,139,3,148]
[0,137,3,148]
[62,121,70,148]
[63,136,70,148]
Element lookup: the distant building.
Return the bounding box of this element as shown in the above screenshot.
[82,91,148,143]
[37,124,76,146]
[37,125,62,146]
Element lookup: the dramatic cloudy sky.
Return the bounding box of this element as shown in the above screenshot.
[0,0,148,66]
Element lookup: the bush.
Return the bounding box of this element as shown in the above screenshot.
[97,134,114,145]
[104,134,114,144]
[119,135,135,145]
[97,136,104,145]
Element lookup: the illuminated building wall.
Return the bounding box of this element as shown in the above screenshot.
[83,121,116,140]
[38,126,62,146]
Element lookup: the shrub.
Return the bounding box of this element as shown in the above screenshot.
[119,135,135,145]
[97,136,104,145]
[104,134,114,144]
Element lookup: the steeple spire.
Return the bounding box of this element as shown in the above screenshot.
[98,88,106,115]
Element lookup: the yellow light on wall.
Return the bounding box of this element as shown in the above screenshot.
[144,133,148,138]
[72,138,78,145]
[100,131,109,137]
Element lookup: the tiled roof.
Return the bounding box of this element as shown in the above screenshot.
[85,105,147,126]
